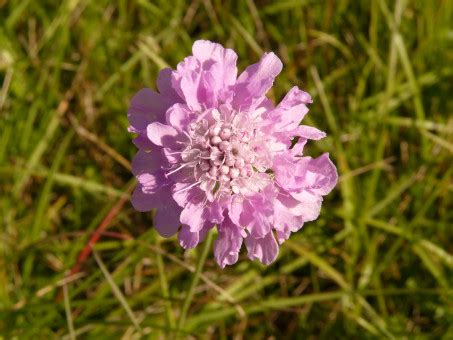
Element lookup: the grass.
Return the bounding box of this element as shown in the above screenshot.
[0,0,452,338]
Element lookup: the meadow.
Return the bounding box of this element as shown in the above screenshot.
[0,0,452,338]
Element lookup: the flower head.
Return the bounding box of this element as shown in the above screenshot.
[128,40,337,267]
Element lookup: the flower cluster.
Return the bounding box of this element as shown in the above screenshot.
[128,40,337,267]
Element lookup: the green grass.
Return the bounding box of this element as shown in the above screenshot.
[1,0,452,338]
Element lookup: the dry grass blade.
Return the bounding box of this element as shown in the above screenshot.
[92,249,142,334]
[69,115,131,171]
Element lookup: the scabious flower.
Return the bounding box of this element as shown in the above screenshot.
[128,40,337,267]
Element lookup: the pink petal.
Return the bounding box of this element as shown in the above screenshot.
[166,103,194,132]
[157,68,182,102]
[131,185,181,237]
[273,153,299,190]
[128,88,166,124]
[172,183,202,208]
[127,87,180,135]
[269,87,311,130]
[178,222,213,249]
[245,232,279,265]
[173,58,218,110]
[287,190,323,222]
[171,57,204,111]
[195,71,217,108]
[206,199,226,224]
[131,184,161,212]
[132,135,153,150]
[192,40,238,91]
[178,225,200,249]
[131,149,164,176]
[274,153,337,197]
[233,52,283,110]
[154,198,182,237]
[278,86,312,106]
[244,198,272,238]
[299,153,338,196]
[295,125,326,140]
[136,173,161,194]
[146,122,179,147]
[229,187,275,238]
[214,217,244,268]
[273,193,305,244]
[180,200,205,232]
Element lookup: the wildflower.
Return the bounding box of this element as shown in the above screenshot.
[128,40,337,267]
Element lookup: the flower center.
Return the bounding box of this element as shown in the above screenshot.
[204,122,254,182]
[176,109,259,198]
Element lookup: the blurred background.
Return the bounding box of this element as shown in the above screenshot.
[0,0,452,338]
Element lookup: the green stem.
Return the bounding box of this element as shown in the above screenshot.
[177,229,214,331]
[155,237,175,330]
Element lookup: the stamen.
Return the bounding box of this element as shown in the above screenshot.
[183,131,193,142]
[165,163,189,177]
[174,180,202,194]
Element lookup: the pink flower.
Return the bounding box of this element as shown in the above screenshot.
[128,40,337,267]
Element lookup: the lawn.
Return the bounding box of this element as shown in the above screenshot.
[0,0,452,338]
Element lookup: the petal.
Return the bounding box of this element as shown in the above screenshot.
[171,56,204,111]
[192,40,238,89]
[178,225,200,249]
[131,185,181,237]
[154,197,181,237]
[127,89,165,150]
[294,125,326,140]
[128,86,179,129]
[132,135,153,150]
[273,192,305,244]
[245,232,279,265]
[131,149,164,176]
[233,52,283,110]
[172,183,203,208]
[193,70,217,108]
[178,222,213,249]
[206,199,226,224]
[136,173,161,194]
[172,41,239,111]
[214,217,244,268]
[147,122,179,147]
[264,86,312,134]
[128,77,182,150]
[297,153,338,196]
[309,153,338,195]
[244,198,272,238]
[157,68,182,102]
[276,190,309,216]
[180,200,205,232]
[128,88,166,124]
[273,153,299,191]
[277,86,312,108]
[228,187,275,238]
[128,111,152,134]
[131,184,161,212]
[274,153,337,197]
[166,103,194,132]
[287,190,323,222]
[229,196,256,230]
[228,195,244,227]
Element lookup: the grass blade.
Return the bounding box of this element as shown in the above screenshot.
[177,229,214,330]
[92,249,142,334]
[63,281,76,340]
